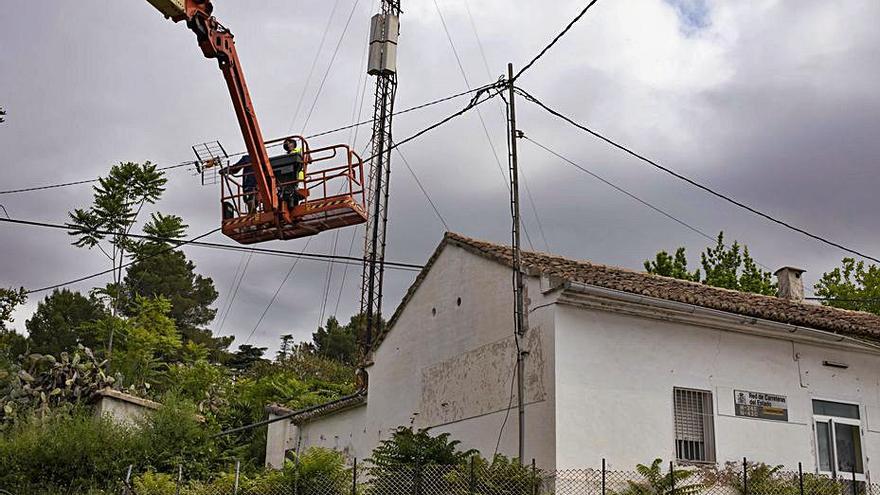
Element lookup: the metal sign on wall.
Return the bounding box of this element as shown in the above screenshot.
[734,390,788,421]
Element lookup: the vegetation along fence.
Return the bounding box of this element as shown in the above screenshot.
[37,457,875,495]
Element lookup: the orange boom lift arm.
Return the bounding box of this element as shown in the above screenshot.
[147,0,279,217]
[145,0,368,244]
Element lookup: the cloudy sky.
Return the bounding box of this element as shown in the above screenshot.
[2,0,879,351]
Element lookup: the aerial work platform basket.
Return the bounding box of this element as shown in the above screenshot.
[218,136,367,244]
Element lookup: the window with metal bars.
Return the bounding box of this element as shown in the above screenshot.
[673,387,716,463]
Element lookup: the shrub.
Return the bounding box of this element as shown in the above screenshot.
[0,408,136,493]
[133,471,178,495]
[614,459,703,495]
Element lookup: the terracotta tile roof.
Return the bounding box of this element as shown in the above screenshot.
[265,392,366,425]
[443,232,880,342]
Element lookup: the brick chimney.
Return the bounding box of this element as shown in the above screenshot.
[774,266,806,302]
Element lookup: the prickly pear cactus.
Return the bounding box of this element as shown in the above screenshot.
[0,345,119,422]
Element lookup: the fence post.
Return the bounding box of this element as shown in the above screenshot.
[234,460,241,495]
[532,459,538,495]
[798,462,804,495]
[670,461,676,495]
[351,458,358,495]
[469,456,476,495]
[175,464,182,495]
[414,459,422,495]
[742,458,748,495]
[602,459,606,495]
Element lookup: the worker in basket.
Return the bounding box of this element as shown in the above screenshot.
[276,138,305,210]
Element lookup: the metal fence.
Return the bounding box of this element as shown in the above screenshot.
[5,458,878,495]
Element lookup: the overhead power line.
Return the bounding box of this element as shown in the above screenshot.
[0,85,491,196]
[517,87,880,265]
[523,136,716,244]
[0,217,425,295]
[0,217,423,270]
[0,161,195,196]
[22,228,222,295]
[512,0,601,82]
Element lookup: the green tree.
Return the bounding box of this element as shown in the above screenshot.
[0,288,27,366]
[112,296,182,390]
[67,162,167,354]
[644,248,699,281]
[228,344,268,372]
[0,287,25,331]
[645,232,775,296]
[815,258,880,315]
[122,213,227,353]
[25,289,108,356]
[312,316,358,365]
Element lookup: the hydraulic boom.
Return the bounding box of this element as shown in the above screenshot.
[148,0,276,214]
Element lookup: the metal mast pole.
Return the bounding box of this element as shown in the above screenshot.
[507,63,527,464]
[360,0,401,366]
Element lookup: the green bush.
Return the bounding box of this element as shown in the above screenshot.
[0,408,136,493]
[133,471,178,495]
[614,459,702,495]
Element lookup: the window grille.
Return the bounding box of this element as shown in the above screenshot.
[674,388,716,463]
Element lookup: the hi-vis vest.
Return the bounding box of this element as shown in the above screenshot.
[291,147,305,181]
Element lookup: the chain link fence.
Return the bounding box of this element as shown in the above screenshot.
[4,458,877,495]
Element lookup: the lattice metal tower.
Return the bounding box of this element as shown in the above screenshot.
[360,0,401,360]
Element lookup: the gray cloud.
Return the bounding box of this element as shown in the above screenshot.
[2,0,879,350]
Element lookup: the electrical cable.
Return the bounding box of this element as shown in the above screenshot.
[0,217,423,299]
[0,86,491,196]
[215,250,251,337]
[512,0,601,82]
[0,217,423,270]
[244,237,315,345]
[394,146,450,230]
[217,250,254,336]
[318,231,341,326]
[517,87,880,265]
[361,82,504,165]
[300,0,364,133]
[493,354,518,458]
[0,161,195,195]
[22,227,222,295]
[334,225,361,316]
[286,0,343,132]
[523,136,717,245]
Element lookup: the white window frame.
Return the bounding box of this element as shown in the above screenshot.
[812,398,865,480]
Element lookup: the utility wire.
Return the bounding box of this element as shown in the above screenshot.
[0,161,195,195]
[287,0,343,132]
[0,86,490,196]
[394,145,450,230]
[0,217,422,270]
[431,0,543,251]
[523,136,717,245]
[217,250,254,336]
[0,217,422,298]
[512,0,601,82]
[334,226,361,316]
[245,237,315,346]
[21,227,222,295]
[518,87,880,265]
[301,0,364,133]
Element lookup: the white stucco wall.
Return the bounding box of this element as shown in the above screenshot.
[554,302,880,477]
[291,244,559,467]
[93,394,157,426]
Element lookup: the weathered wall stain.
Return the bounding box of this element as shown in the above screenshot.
[420,327,546,427]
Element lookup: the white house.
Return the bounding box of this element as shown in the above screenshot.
[265,232,880,481]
